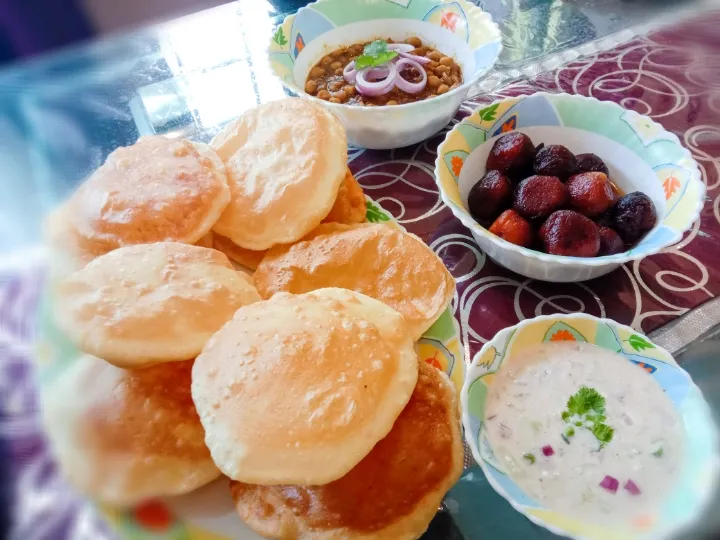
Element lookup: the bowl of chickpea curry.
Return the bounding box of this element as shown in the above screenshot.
[267,0,502,149]
[305,37,463,106]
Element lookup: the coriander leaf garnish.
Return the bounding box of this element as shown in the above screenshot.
[592,423,614,448]
[652,447,664,458]
[354,40,399,69]
[567,386,605,417]
[523,453,536,464]
[561,386,614,448]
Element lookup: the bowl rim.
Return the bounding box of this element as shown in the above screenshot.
[460,312,720,540]
[266,0,503,113]
[434,92,706,267]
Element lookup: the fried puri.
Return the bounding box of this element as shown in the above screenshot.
[229,361,464,540]
[191,288,418,486]
[212,169,366,270]
[43,355,220,506]
[55,242,261,368]
[44,202,107,280]
[210,98,347,251]
[254,224,455,340]
[68,136,229,252]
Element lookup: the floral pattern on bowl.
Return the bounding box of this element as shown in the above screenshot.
[434,93,705,282]
[461,313,720,540]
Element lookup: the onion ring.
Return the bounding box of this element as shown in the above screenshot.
[355,62,397,96]
[394,58,427,94]
[343,61,357,84]
[387,43,415,53]
[397,50,432,64]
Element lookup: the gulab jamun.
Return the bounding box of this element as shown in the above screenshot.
[566,172,615,217]
[611,192,657,244]
[513,175,568,220]
[488,209,533,247]
[539,210,600,257]
[534,144,578,181]
[467,170,513,223]
[576,153,609,176]
[598,226,625,256]
[486,132,536,181]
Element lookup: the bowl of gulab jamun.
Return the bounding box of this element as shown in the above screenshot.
[435,93,704,282]
[267,0,502,149]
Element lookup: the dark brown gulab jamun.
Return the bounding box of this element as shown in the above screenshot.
[598,226,625,256]
[611,192,657,244]
[539,210,601,257]
[576,153,609,176]
[534,144,578,181]
[467,170,513,223]
[486,132,536,181]
[566,172,615,218]
[488,209,534,247]
[513,175,568,220]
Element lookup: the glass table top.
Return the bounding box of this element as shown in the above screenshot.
[0,0,705,253]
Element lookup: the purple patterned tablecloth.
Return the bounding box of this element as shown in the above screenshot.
[2,10,720,540]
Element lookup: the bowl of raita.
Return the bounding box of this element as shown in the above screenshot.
[461,313,719,540]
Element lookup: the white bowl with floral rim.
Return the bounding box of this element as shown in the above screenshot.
[434,92,705,282]
[267,0,502,149]
[461,313,719,540]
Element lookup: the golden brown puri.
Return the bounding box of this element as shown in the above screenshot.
[229,361,464,540]
[43,356,220,506]
[211,168,366,271]
[55,242,261,368]
[254,223,455,340]
[321,168,366,226]
[44,202,109,280]
[67,136,229,252]
[210,98,347,251]
[191,288,418,486]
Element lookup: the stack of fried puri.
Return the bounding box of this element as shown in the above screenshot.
[254,222,455,340]
[192,288,464,539]
[43,97,463,538]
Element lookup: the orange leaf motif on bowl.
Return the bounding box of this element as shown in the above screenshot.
[451,155,464,176]
[549,329,576,342]
[663,174,680,200]
[440,10,460,32]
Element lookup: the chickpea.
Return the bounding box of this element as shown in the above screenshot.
[451,74,460,84]
[451,63,460,75]
[317,89,331,100]
[330,61,343,70]
[427,50,443,61]
[305,80,318,94]
[442,73,452,86]
[332,90,347,101]
[309,66,325,78]
[405,36,422,47]
[349,44,363,56]
[450,83,460,90]
[386,99,399,106]
[329,97,342,103]
[427,75,442,88]
[439,56,454,67]
[437,84,449,95]
[434,65,451,76]
[321,56,333,66]
[428,60,439,69]
[413,47,428,56]
[343,85,357,97]
[328,80,344,92]
[334,68,344,76]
